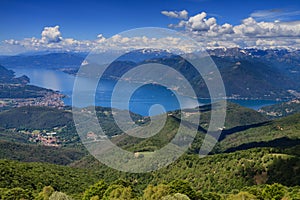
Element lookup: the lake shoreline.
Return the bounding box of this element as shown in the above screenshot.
[11,67,286,116]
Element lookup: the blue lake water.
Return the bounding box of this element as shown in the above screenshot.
[11,68,282,116]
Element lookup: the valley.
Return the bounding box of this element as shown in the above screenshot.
[0,97,299,199]
[1,0,300,199]
[0,50,299,199]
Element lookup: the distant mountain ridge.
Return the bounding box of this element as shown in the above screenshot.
[0,52,86,69]
[0,48,299,100]
[0,65,53,99]
[0,65,29,84]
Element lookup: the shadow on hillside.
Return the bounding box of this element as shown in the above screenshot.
[174,115,271,143]
[219,121,270,141]
[267,149,300,186]
[224,137,300,153]
[171,116,207,133]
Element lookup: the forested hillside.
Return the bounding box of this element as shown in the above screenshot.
[0,100,299,199]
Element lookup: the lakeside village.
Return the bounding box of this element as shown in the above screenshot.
[0,90,66,147]
[0,92,65,109]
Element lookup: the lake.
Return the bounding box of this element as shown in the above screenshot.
[11,68,281,116]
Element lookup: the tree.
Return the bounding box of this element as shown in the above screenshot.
[0,188,8,199]
[168,180,196,200]
[199,192,223,200]
[226,191,258,200]
[162,193,191,200]
[49,191,72,200]
[286,187,300,199]
[110,179,131,188]
[35,186,55,200]
[143,184,171,200]
[2,187,33,200]
[90,196,100,200]
[262,183,286,200]
[82,180,108,200]
[103,185,133,200]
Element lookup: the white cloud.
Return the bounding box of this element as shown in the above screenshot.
[170,11,234,38]
[1,25,109,54]
[187,12,210,31]
[253,38,300,49]
[233,17,264,36]
[162,10,300,50]
[1,9,300,55]
[41,25,63,43]
[219,23,234,34]
[1,25,203,54]
[251,9,300,21]
[161,10,188,19]
[97,34,106,43]
[233,17,300,37]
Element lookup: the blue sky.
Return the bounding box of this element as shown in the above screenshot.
[0,0,300,54]
[1,0,299,40]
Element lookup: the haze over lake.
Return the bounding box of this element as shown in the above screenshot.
[12,68,281,116]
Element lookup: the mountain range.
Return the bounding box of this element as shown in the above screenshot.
[0,48,300,199]
[1,48,299,100]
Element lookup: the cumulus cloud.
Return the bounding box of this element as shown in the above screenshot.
[94,34,198,53]
[169,11,234,38]
[163,10,300,49]
[2,9,300,55]
[233,17,300,37]
[1,25,202,54]
[161,10,188,19]
[1,25,105,54]
[187,12,211,31]
[41,25,63,43]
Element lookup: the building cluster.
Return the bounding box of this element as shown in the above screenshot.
[0,92,65,109]
[29,131,61,147]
